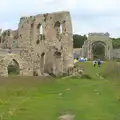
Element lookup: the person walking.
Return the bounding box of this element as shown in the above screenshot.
[98,59,102,67]
[93,60,96,67]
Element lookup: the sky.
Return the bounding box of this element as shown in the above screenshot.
[0,0,120,38]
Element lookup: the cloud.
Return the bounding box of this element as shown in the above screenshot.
[0,0,120,37]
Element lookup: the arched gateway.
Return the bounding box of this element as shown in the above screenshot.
[82,33,113,60]
[0,54,26,76]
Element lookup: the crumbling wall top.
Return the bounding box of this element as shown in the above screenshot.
[19,11,70,21]
[88,32,110,37]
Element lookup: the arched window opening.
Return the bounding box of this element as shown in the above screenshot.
[36,39,40,44]
[54,21,62,41]
[40,52,45,74]
[8,31,10,36]
[60,24,62,34]
[41,52,45,57]
[63,20,66,24]
[37,24,44,42]
[31,23,34,28]
[40,25,43,35]
[20,34,22,38]
[92,42,105,60]
[53,51,62,76]
[7,59,20,75]
[54,51,61,59]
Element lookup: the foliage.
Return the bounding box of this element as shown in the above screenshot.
[92,43,105,60]
[73,34,120,49]
[111,38,120,48]
[73,34,87,48]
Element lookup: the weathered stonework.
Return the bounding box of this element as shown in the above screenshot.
[73,35,120,60]
[81,33,113,60]
[0,29,19,49]
[0,11,74,76]
[113,48,120,59]
[0,53,33,76]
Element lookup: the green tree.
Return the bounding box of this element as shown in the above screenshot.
[73,34,87,48]
[111,38,120,48]
[73,34,120,49]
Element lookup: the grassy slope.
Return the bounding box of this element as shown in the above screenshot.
[0,62,120,120]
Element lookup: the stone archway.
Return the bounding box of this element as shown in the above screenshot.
[44,47,63,76]
[54,21,62,41]
[40,52,45,75]
[0,54,23,76]
[82,33,113,60]
[7,59,20,75]
[53,51,62,75]
[92,41,106,60]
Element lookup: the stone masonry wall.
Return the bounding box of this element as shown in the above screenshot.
[0,11,74,76]
[82,32,113,60]
[18,11,73,75]
[0,29,19,49]
[113,48,120,59]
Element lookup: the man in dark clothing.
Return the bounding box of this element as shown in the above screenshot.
[98,59,102,67]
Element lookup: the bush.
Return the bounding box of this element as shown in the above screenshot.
[101,61,120,79]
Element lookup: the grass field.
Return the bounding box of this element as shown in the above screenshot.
[0,62,120,120]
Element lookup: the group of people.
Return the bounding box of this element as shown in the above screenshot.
[93,59,102,67]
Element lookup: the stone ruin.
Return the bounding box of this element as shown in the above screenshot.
[73,32,120,60]
[0,11,74,77]
[74,32,113,60]
[82,33,113,60]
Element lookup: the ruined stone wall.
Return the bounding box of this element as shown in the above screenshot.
[0,29,19,49]
[82,32,113,60]
[18,11,73,75]
[0,48,21,56]
[87,33,110,41]
[73,48,82,58]
[0,11,74,76]
[0,54,33,76]
[113,48,120,59]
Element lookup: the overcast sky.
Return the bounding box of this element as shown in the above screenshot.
[0,0,120,38]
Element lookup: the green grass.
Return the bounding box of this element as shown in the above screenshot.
[0,62,120,120]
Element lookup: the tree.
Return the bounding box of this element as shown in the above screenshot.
[73,34,120,49]
[111,38,120,48]
[73,34,87,48]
